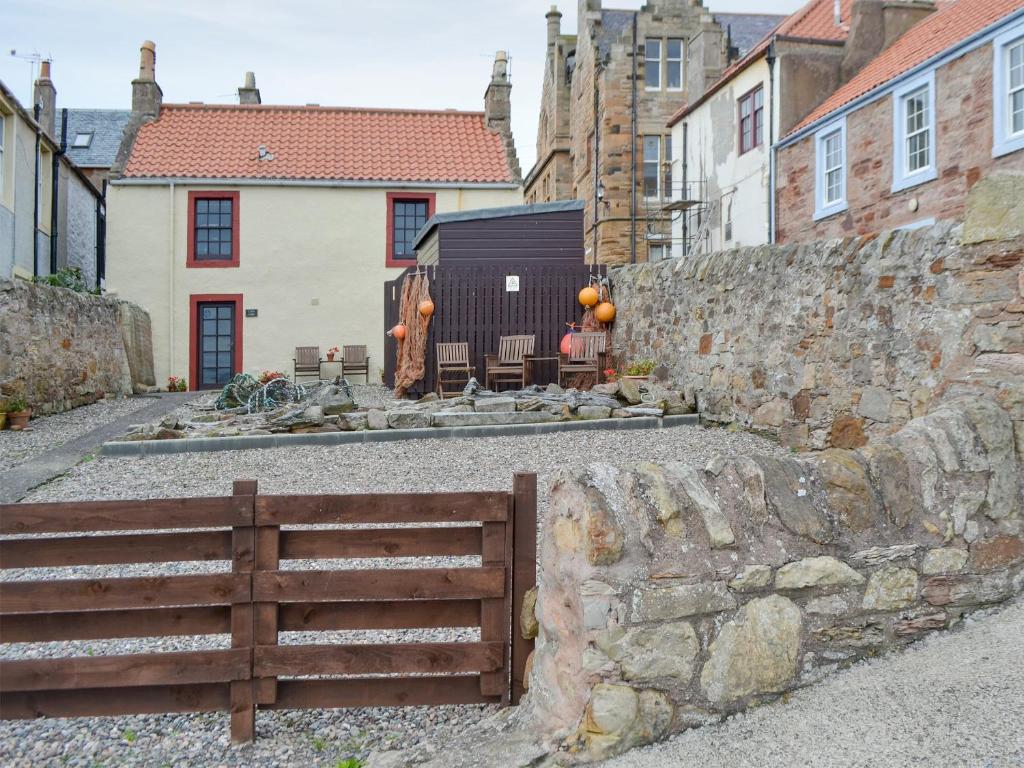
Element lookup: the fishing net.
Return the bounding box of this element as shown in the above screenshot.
[393,272,432,398]
[215,373,309,413]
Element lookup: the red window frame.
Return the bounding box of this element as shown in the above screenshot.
[738,85,764,155]
[385,192,435,268]
[187,191,240,268]
[188,293,243,391]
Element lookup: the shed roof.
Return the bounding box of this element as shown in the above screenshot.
[412,199,584,250]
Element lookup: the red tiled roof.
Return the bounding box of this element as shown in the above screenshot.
[123,104,515,184]
[669,0,854,126]
[790,0,1024,135]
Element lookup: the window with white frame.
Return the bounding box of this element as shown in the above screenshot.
[993,25,1024,158]
[666,39,683,90]
[814,118,847,220]
[648,242,669,261]
[892,72,937,191]
[663,135,673,200]
[643,134,661,198]
[645,39,661,90]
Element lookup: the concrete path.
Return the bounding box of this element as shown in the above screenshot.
[0,393,192,503]
[601,596,1024,768]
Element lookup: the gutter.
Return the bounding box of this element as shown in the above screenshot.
[766,42,776,245]
[32,105,41,278]
[630,11,637,265]
[109,177,521,190]
[50,108,67,274]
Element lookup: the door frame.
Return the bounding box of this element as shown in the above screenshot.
[188,293,244,391]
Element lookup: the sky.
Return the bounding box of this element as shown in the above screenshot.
[1,0,804,173]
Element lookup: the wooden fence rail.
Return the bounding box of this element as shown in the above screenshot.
[0,475,538,742]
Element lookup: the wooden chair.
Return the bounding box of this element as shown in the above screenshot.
[558,332,606,388]
[341,345,370,383]
[485,335,535,391]
[436,342,475,398]
[293,346,321,382]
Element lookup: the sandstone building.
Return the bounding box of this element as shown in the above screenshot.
[525,1,782,264]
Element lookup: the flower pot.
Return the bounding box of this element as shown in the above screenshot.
[7,409,30,430]
[0,412,6,430]
[327,353,336,362]
[622,374,652,382]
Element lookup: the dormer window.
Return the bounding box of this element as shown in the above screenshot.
[72,132,93,148]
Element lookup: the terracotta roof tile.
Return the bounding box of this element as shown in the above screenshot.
[790,0,1024,135]
[123,104,515,184]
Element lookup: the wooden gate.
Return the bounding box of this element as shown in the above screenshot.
[0,474,537,742]
[384,262,606,395]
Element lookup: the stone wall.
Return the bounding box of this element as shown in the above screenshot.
[0,279,154,414]
[610,218,1024,452]
[526,394,1023,762]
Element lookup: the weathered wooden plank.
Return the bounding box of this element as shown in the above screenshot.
[0,684,230,719]
[511,472,538,705]
[0,531,232,569]
[479,520,509,699]
[252,567,504,603]
[266,676,500,710]
[229,479,257,744]
[0,573,250,614]
[278,599,480,631]
[254,641,502,677]
[279,526,481,560]
[0,606,230,643]
[0,496,251,535]
[254,492,508,525]
[254,524,280,706]
[0,649,250,692]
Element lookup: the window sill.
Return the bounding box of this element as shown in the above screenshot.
[813,201,848,222]
[992,133,1024,159]
[186,259,240,269]
[891,166,937,194]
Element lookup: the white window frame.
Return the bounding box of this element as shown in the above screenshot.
[645,38,661,91]
[666,39,684,92]
[993,22,1024,158]
[72,132,93,148]
[892,71,937,192]
[643,134,662,200]
[814,117,847,221]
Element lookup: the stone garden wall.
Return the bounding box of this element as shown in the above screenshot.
[527,394,1023,762]
[0,279,154,414]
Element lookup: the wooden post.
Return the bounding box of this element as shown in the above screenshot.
[510,472,537,705]
[479,516,508,701]
[254,521,280,705]
[229,480,257,742]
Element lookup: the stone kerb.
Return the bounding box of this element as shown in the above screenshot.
[527,394,1024,762]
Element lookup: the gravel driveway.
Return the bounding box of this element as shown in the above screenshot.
[1,424,784,768]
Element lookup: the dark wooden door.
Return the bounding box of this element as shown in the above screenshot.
[197,302,236,389]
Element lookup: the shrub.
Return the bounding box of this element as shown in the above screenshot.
[625,359,655,377]
[35,266,90,293]
[167,376,188,392]
[6,396,28,413]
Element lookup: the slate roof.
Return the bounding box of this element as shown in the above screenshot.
[597,10,635,60]
[714,13,787,57]
[121,104,516,183]
[790,0,1024,135]
[59,109,131,168]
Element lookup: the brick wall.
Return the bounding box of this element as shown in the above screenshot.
[777,42,1024,243]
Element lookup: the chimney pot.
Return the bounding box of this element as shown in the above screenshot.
[239,71,261,105]
[139,40,156,81]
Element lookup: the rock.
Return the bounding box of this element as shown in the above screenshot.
[417,392,439,403]
[921,547,969,575]
[862,566,919,610]
[963,173,1024,243]
[753,399,787,428]
[474,396,517,413]
[522,650,535,690]
[804,595,850,616]
[586,683,638,740]
[270,404,324,429]
[728,565,772,592]
[546,383,564,394]
[338,412,368,431]
[462,377,482,396]
[623,406,664,417]
[387,410,431,429]
[815,449,879,533]
[664,463,735,548]
[631,582,736,622]
[755,456,833,544]
[516,397,546,412]
[578,405,612,420]
[617,378,642,404]
[520,586,538,640]
[366,409,389,430]
[893,612,947,636]
[591,383,619,396]
[159,415,180,430]
[849,544,920,566]
[582,684,673,761]
[313,384,355,415]
[583,490,625,566]
[699,594,802,704]
[154,427,185,439]
[830,414,868,449]
[430,411,559,428]
[594,621,699,683]
[582,580,618,630]
[970,535,1024,571]
[775,556,865,590]
[858,386,892,422]
[922,572,1013,607]
[958,398,1018,520]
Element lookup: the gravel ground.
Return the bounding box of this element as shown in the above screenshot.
[601,596,1024,768]
[0,397,158,473]
[2,424,785,768]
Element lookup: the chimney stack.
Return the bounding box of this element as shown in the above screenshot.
[484,51,521,182]
[546,6,562,48]
[131,40,163,117]
[238,71,261,105]
[840,1,935,82]
[33,60,57,140]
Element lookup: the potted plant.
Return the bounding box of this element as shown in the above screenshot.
[0,400,7,430]
[167,376,188,392]
[622,360,656,382]
[327,346,340,362]
[603,368,619,383]
[6,396,31,430]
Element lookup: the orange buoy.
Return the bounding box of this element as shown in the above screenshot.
[560,332,574,355]
[594,301,616,323]
[418,299,435,318]
[391,323,407,340]
[578,286,599,307]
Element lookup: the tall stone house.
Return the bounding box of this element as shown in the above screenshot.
[775,0,1024,241]
[668,0,937,257]
[0,63,105,286]
[106,43,522,390]
[525,0,782,264]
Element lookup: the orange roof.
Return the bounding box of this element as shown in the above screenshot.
[123,104,516,184]
[669,0,854,126]
[789,0,1024,135]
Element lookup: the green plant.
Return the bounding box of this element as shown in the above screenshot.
[167,376,188,392]
[312,736,326,752]
[625,359,655,377]
[6,396,28,413]
[36,266,89,293]
[336,759,364,768]
[122,729,137,744]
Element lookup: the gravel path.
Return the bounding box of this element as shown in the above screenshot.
[601,596,1024,768]
[1,424,785,768]
[0,397,157,473]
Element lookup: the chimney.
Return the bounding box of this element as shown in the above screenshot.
[546,5,562,48]
[131,40,163,117]
[484,51,521,182]
[840,1,935,82]
[33,60,57,140]
[238,71,261,105]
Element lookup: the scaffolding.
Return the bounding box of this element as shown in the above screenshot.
[639,178,713,261]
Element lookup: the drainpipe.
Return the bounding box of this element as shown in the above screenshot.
[32,105,41,278]
[630,11,637,264]
[682,121,689,257]
[593,79,600,265]
[50,108,67,274]
[168,182,176,385]
[766,40,777,244]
